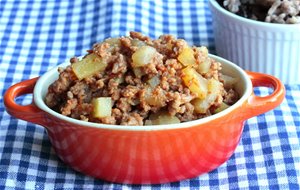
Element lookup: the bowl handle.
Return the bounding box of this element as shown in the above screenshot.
[242,71,285,120]
[4,77,46,126]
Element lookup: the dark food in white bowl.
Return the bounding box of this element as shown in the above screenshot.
[218,0,300,24]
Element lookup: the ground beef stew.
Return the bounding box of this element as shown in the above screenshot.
[45,32,239,126]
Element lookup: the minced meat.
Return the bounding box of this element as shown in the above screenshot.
[45,32,239,126]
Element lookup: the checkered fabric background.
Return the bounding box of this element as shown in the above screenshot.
[0,0,299,189]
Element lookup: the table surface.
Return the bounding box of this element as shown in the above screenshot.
[0,0,299,189]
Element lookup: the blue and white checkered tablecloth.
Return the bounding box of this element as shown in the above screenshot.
[0,0,299,189]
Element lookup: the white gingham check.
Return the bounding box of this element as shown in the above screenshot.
[0,0,299,189]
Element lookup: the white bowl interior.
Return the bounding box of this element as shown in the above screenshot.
[34,55,252,131]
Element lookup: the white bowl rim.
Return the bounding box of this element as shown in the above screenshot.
[34,54,252,131]
[209,0,300,28]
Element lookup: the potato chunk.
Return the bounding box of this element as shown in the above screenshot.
[221,74,238,89]
[144,86,165,107]
[192,79,222,113]
[92,97,112,118]
[196,58,211,74]
[207,78,222,95]
[196,46,208,57]
[104,38,120,47]
[195,47,211,74]
[152,115,180,125]
[145,111,180,125]
[133,67,145,78]
[147,75,160,88]
[177,47,196,66]
[131,39,146,47]
[181,67,208,99]
[214,102,230,113]
[72,54,107,80]
[132,46,157,67]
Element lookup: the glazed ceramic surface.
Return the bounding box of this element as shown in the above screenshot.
[4,55,285,184]
[209,0,300,84]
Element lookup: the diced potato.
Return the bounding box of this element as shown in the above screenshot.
[133,67,145,78]
[152,115,180,125]
[132,46,157,67]
[144,86,165,107]
[181,67,208,99]
[72,54,107,80]
[194,46,210,74]
[192,79,222,113]
[148,110,162,120]
[196,58,211,74]
[191,98,209,114]
[196,46,208,57]
[131,39,146,47]
[147,75,160,88]
[104,37,120,47]
[147,111,180,125]
[207,78,222,95]
[214,102,230,113]
[177,47,196,66]
[92,97,112,118]
[221,74,238,89]
[99,38,121,53]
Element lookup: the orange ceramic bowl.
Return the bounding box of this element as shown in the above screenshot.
[4,55,285,184]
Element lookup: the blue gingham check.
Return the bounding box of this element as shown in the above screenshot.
[0,0,299,189]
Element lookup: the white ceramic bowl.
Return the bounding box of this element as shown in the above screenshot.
[209,0,300,84]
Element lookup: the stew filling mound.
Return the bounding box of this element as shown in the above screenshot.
[45,32,239,126]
